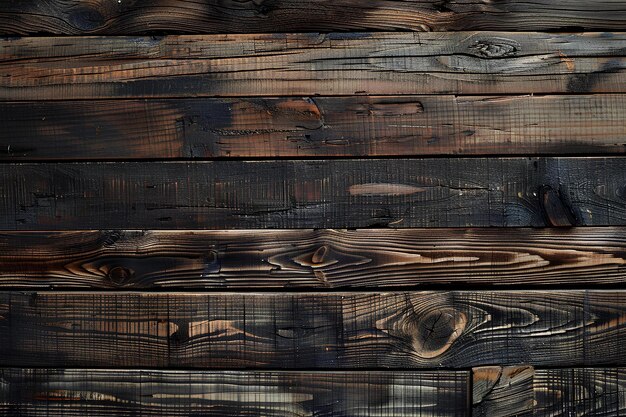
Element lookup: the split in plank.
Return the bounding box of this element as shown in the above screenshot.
[3,94,626,160]
[1,228,626,289]
[1,291,625,368]
[1,158,626,229]
[473,366,626,416]
[1,0,626,34]
[3,32,626,99]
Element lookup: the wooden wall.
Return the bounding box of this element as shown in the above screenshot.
[1,1,626,415]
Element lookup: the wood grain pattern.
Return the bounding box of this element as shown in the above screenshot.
[473,366,536,416]
[1,291,625,368]
[4,94,626,160]
[1,228,626,289]
[1,158,626,230]
[0,369,469,417]
[3,33,626,99]
[1,0,626,34]
[473,366,626,416]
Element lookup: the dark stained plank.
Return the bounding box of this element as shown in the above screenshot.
[0,369,470,417]
[1,0,626,34]
[3,33,626,99]
[1,228,626,289]
[4,94,626,160]
[473,366,626,416]
[1,158,626,230]
[1,291,625,368]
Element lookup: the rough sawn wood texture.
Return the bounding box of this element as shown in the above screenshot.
[2,2,626,416]
[3,33,626,99]
[1,291,624,369]
[0,369,470,417]
[1,0,626,34]
[3,94,626,160]
[1,158,626,230]
[0,228,625,289]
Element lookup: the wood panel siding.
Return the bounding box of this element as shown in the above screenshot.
[3,95,626,160]
[2,1,626,413]
[1,291,624,368]
[0,228,625,289]
[3,33,626,99]
[1,0,626,34]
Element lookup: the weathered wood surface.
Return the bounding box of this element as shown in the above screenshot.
[4,94,626,160]
[2,158,626,230]
[1,291,625,368]
[473,366,626,416]
[473,366,535,417]
[0,369,470,416]
[3,33,626,99]
[1,0,626,34]
[1,228,626,289]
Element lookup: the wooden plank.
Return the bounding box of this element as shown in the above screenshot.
[1,158,625,230]
[532,368,626,416]
[473,366,626,416]
[3,33,626,99]
[1,228,626,289]
[0,369,470,417]
[0,291,625,368]
[4,94,626,160]
[1,0,626,34]
[473,366,536,416]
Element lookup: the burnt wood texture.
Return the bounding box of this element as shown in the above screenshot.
[1,291,624,369]
[1,158,626,230]
[3,94,626,160]
[2,33,626,99]
[473,366,626,416]
[0,369,470,417]
[0,228,625,289]
[3,0,626,415]
[1,0,626,34]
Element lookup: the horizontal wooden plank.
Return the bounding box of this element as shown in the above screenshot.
[3,94,626,160]
[1,228,626,289]
[473,366,626,416]
[1,291,624,368]
[6,32,625,62]
[2,33,626,99]
[0,369,470,416]
[1,0,626,34]
[1,158,625,229]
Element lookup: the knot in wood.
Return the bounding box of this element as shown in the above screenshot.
[469,40,518,58]
[410,308,467,359]
[539,185,576,227]
[103,231,121,247]
[107,266,134,286]
[205,250,218,264]
[293,245,339,269]
[311,245,328,265]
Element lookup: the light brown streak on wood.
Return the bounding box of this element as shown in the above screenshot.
[348,183,427,196]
